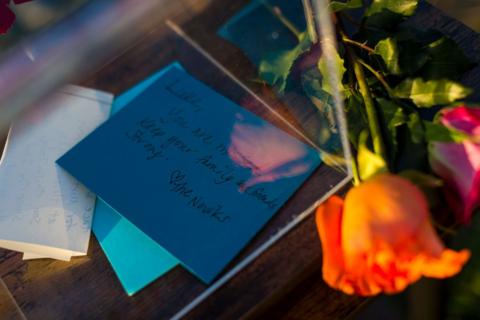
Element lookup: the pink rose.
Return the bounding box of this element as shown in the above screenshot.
[0,1,15,34]
[429,106,480,224]
[0,0,33,35]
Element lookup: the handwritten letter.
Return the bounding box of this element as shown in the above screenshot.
[0,86,112,260]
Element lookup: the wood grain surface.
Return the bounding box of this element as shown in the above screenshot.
[0,1,477,319]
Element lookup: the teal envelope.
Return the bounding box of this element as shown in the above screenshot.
[92,63,181,296]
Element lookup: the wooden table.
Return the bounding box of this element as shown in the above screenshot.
[0,1,478,319]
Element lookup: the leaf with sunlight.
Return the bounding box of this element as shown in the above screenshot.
[375,37,402,76]
[357,130,388,181]
[393,78,473,108]
[365,0,418,17]
[329,0,362,13]
[317,49,346,96]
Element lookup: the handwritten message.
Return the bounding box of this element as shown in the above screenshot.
[124,81,282,222]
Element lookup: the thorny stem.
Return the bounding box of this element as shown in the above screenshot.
[432,219,458,236]
[261,0,302,41]
[337,17,388,173]
[358,58,395,97]
[345,41,388,163]
[341,33,396,98]
[342,36,375,54]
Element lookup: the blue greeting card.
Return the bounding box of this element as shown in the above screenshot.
[92,63,182,296]
[58,65,320,283]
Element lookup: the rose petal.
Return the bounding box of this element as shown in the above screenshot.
[315,196,345,289]
[440,106,480,136]
[430,141,480,223]
[0,4,15,34]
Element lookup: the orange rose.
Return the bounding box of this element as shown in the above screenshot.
[316,174,470,296]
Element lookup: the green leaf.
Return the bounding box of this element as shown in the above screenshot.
[395,112,428,171]
[395,112,427,171]
[424,121,470,143]
[447,213,480,318]
[399,170,443,188]
[301,69,337,142]
[365,0,418,17]
[376,98,406,161]
[407,112,424,144]
[345,93,369,147]
[364,0,418,28]
[374,37,401,75]
[259,32,311,93]
[355,27,391,46]
[393,78,473,107]
[317,49,346,96]
[395,27,441,43]
[329,0,362,12]
[357,130,388,181]
[398,40,430,76]
[421,37,473,79]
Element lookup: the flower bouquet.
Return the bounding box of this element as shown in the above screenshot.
[256,0,478,297]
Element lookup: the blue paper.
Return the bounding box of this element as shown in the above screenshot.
[93,63,181,296]
[93,200,178,296]
[59,65,321,283]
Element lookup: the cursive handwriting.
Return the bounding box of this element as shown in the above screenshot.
[244,186,280,209]
[196,155,235,185]
[165,79,203,112]
[125,129,165,160]
[125,108,283,215]
[169,170,232,223]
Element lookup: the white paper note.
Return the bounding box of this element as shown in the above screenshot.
[0,85,112,260]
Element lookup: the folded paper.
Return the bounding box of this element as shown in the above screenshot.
[0,86,112,260]
[58,65,321,283]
